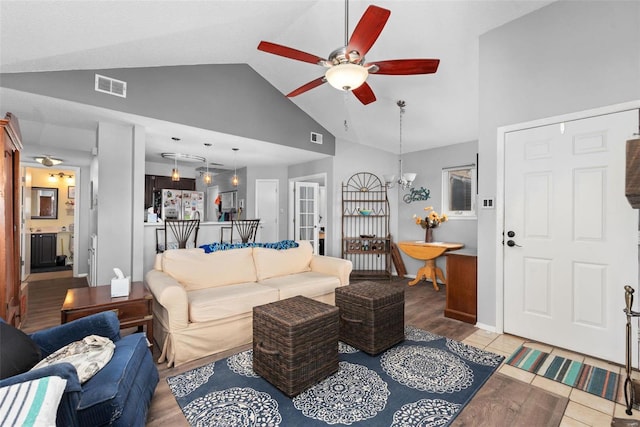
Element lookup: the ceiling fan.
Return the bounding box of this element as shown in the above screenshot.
[257,2,440,105]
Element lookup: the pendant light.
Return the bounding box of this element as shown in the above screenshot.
[171,137,180,181]
[203,143,212,185]
[231,148,239,186]
[396,100,416,190]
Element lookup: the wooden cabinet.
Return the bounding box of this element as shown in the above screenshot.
[341,172,391,279]
[144,175,196,209]
[444,252,477,324]
[31,233,57,268]
[0,113,23,325]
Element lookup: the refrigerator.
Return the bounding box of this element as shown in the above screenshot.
[159,189,205,220]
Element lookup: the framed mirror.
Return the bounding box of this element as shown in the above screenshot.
[31,187,58,219]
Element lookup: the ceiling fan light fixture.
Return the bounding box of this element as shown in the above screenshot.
[325,63,368,91]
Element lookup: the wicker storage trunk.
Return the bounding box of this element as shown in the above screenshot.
[335,281,405,355]
[253,295,339,397]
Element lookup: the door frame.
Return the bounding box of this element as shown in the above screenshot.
[21,162,81,279]
[288,172,327,243]
[495,100,640,334]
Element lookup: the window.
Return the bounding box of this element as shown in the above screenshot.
[442,165,476,218]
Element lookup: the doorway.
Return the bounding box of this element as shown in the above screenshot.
[498,104,639,365]
[255,179,278,242]
[22,164,80,281]
[288,173,327,255]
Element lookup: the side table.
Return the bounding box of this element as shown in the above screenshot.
[61,281,153,346]
[397,241,464,291]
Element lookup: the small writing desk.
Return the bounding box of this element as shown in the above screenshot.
[397,241,464,291]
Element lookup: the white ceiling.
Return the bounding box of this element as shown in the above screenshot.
[0,0,553,169]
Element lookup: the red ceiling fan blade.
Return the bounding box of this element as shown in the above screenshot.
[352,82,376,105]
[368,59,440,75]
[286,77,327,98]
[258,41,326,65]
[347,5,390,58]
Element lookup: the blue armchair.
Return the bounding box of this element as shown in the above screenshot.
[0,312,159,426]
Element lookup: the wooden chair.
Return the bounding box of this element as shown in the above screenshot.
[220,219,260,243]
[161,219,200,251]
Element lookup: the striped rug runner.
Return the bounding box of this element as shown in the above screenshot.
[506,346,619,401]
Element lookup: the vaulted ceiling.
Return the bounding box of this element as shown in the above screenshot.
[0,1,553,168]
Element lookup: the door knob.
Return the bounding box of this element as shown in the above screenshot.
[507,240,522,247]
[507,231,516,238]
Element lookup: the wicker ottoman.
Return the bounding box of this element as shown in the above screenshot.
[335,281,405,355]
[253,295,339,397]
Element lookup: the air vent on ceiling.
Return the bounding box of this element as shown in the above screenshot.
[310,132,323,144]
[95,74,127,98]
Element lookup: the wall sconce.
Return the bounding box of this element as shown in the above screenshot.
[48,172,74,183]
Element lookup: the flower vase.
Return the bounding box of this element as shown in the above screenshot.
[425,227,433,243]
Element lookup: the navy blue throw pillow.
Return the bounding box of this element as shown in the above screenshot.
[0,322,42,379]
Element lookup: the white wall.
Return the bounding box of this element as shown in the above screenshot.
[478,1,640,328]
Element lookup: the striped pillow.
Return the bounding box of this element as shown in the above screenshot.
[0,376,67,426]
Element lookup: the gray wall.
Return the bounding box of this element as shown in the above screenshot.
[1,64,335,156]
[478,0,640,328]
[397,141,478,276]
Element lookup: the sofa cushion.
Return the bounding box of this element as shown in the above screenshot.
[188,283,279,322]
[253,240,313,280]
[78,333,151,425]
[163,247,257,291]
[258,272,342,300]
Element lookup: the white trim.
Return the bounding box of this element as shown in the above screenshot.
[441,165,477,219]
[495,100,640,335]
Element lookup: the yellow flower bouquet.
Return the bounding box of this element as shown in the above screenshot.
[413,207,447,242]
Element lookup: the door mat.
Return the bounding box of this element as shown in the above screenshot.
[506,345,620,402]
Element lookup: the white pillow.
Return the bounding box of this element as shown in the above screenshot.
[31,335,115,384]
[0,376,67,426]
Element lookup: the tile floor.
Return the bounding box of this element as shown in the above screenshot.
[462,330,640,426]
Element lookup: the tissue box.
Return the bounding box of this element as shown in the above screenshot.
[111,277,131,297]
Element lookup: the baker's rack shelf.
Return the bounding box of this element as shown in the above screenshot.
[341,172,391,279]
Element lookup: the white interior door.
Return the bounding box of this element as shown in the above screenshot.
[294,182,319,252]
[255,179,278,242]
[504,109,639,364]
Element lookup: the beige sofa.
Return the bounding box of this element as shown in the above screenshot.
[145,241,352,367]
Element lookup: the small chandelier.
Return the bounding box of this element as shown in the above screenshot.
[391,100,416,190]
[231,148,239,186]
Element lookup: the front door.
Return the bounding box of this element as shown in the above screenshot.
[504,109,638,364]
[294,182,319,253]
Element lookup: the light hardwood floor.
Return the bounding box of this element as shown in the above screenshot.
[21,275,640,426]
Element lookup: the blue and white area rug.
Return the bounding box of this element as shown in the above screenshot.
[167,326,504,426]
